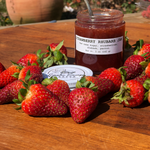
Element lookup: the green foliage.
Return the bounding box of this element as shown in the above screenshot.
[0,0,13,26]
[64,0,83,9]
[121,0,138,14]
[0,0,6,12]
[0,16,13,26]
[64,0,139,13]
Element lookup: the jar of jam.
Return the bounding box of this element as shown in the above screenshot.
[75,8,125,74]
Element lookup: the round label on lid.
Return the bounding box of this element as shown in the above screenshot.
[42,65,93,90]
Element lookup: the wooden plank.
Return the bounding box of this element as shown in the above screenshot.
[0,21,150,149]
[0,104,150,150]
[0,22,75,68]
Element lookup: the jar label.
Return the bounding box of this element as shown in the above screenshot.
[76,35,123,55]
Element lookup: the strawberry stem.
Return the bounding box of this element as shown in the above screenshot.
[42,77,58,86]
[13,70,37,110]
[111,83,131,105]
[118,66,127,83]
[76,76,98,92]
[125,31,131,49]
[133,39,144,55]
[42,40,68,69]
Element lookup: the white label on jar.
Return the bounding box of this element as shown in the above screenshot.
[76,35,123,55]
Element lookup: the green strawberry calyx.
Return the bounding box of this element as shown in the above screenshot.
[42,76,58,86]
[43,40,68,69]
[143,78,150,101]
[140,60,150,71]
[125,31,132,49]
[53,50,63,61]
[133,39,144,55]
[11,61,24,78]
[118,66,127,83]
[139,55,150,70]
[76,76,98,92]
[36,49,47,69]
[13,70,37,110]
[111,82,132,105]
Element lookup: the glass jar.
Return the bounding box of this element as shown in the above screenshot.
[75,8,125,74]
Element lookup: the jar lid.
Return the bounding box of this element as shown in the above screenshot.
[42,65,93,90]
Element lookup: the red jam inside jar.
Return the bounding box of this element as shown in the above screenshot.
[75,8,125,74]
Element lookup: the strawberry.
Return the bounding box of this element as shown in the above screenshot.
[18,65,43,83]
[134,73,149,85]
[0,79,24,104]
[17,50,45,69]
[138,43,150,58]
[0,64,21,88]
[17,53,39,67]
[123,55,145,80]
[112,80,145,108]
[0,62,5,73]
[15,83,68,116]
[0,50,45,89]
[50,42,67,56]
[143,79,150,102]
[44,40,68,68]
[0,69,42,105]
[69,87,98,123]
[133,39,150,59]
[0,53,44,88]
[46,40,67,57]
[42,77,70,107]
[76,76,114,99]
[144,62,150,78]
[98,67,125,92]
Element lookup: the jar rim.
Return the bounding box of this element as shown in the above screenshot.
[77,8,124,23]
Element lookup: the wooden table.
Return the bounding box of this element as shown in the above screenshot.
[1,21,150,150]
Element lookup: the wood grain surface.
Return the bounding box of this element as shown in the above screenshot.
[0,21,150,150]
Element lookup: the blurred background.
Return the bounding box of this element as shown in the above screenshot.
[0,0,149,26]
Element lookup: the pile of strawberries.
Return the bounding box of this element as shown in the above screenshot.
[1,38,150,124]
[0,41,69,115]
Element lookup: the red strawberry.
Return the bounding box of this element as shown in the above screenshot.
[133,39,150,59]
[46,40,67,57]
[17,50,45,69]
[144,62,150,78]
[0,64,21,88]
[112,80,145,108]
[0,62,5,73]
[148,92,150,102]
[44,40,68,68]
[0,79,24,104]
[18,65,43,83]
[42,77,70,107]
[134,73,149,85]
[0,69,42,105]
[138,43,150,58]
[50,42,67,56]
[77,76,114,99]
[19,84,68,116]
[69,87,98,123]
[17,53,39,67]
[98,67,124,92]
[123,55,145,80]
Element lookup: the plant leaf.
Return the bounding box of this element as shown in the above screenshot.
[54,40,64,51]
